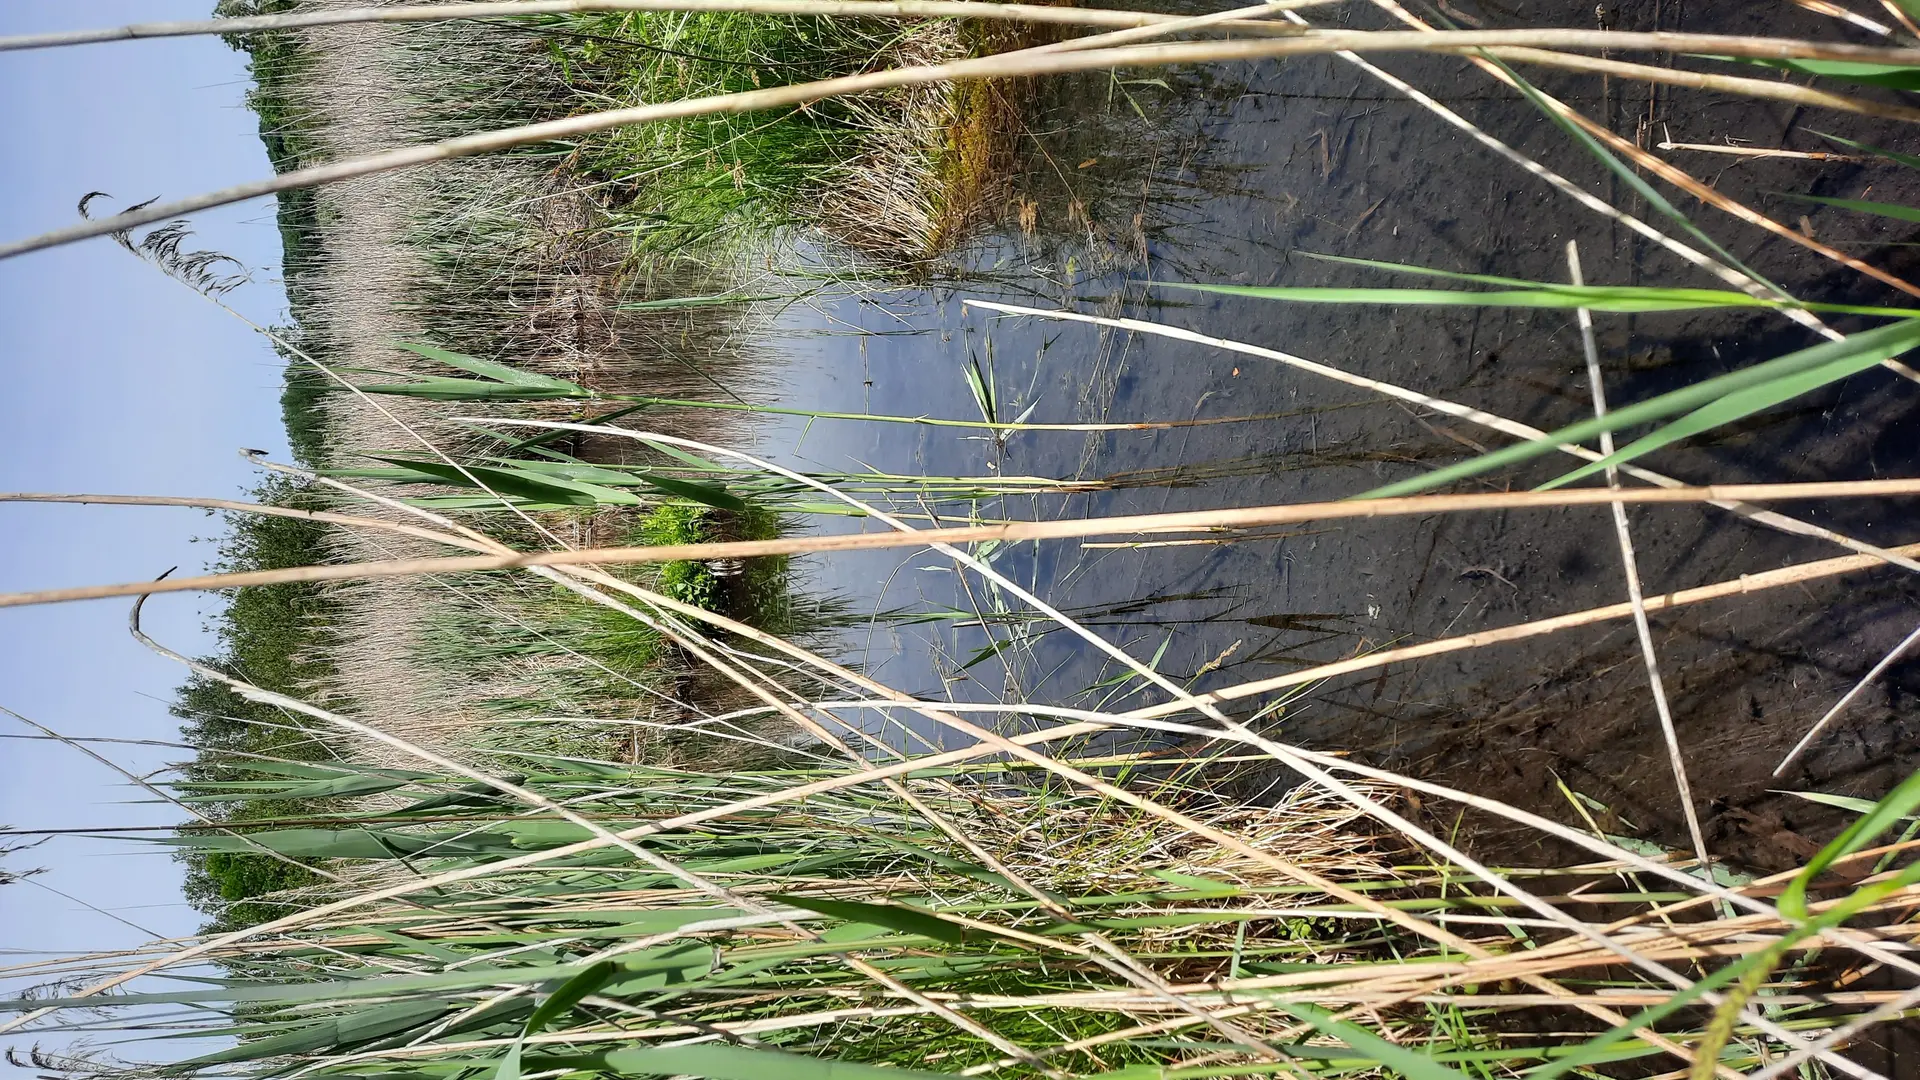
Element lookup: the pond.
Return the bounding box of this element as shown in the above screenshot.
[692,0,1920,870]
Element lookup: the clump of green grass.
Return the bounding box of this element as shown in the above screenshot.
[636,501,787,618]
[546,11,991,257]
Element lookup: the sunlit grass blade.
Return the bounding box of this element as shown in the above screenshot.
[1780,767,1920,918]
[1273,1001,1473,1080]
[1362,317,1920,498]
[2,942,716,1010]
[1705,54,1920,90]
[1157,280,1918,314]
[496,402,651,452]
[777,895,974,944]
[359,375,587,400]
[372,457,642,506]
[1783,191,1920,225]
[395,342,586,392]
[1170,256,1920,317]
[1537,347,1895,489]
[1295,249,1560,287]
[184,998,456,1066]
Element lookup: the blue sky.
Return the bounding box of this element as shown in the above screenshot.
[0,0,290,1045]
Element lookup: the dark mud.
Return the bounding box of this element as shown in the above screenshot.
[734,0,1920,889]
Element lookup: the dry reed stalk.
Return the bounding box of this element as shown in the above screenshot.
[1883,0,1920,36]
[1135,536,1920,718]
[970,299,1920,574]
[1776,621,1920,773]
[1659,140,1867,161]
[1789,0,1896,35]
[26,8,1920,1060]
[479,432,1547,1052]
[1566,240,1713,883]
[1365,0,1920,305]
[97,472,1920,905]
[10,29,1920,261]
[288,447,1397,1068]
[1483,45,1920,124]
[0,0,1342,51]
[11,478,1920,609]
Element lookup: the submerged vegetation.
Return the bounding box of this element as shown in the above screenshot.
[15,1,1920,1078]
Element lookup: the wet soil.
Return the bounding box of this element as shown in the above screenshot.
[735,0,1920,878]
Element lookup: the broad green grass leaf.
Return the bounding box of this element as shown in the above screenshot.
[1778,790,1883,816]
[1810,130,1920,171]
[398,778,525,813]
[1781,767,1920,918]
[642,439,728,471]
[491,460,647,486]
[156,827,464,860]
[1146,869,1241,896]
[1184,258,1919,319]
[1783,192,1920,225]
[1273,1001,1472,1080]
[602,941,719,993]
[372,458,641,506]
[2,943,717,1011]
[497,961,617,1080]
[644,473,749,513]
[603,1043,960,1079]
[396,343,585,392]
[187,999,453,1065]
[1538,346,1889,488]
[1295,250,1543,288]
[1163,281,1781,313]
[177,772,409,804]
[1361,317,1920,498]
[496,401,649,451]
[776,895,972,944]
[1709,55,1920,90]
[361,376,587,401]
[963,356,996,424]
[324,465,457,484]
